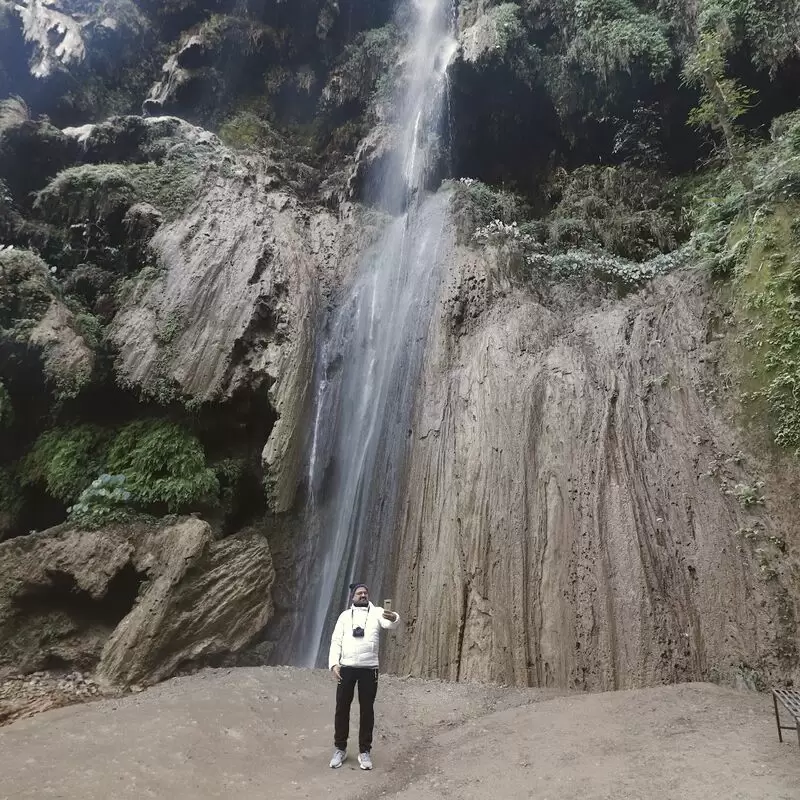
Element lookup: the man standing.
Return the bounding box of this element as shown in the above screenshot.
[328,583,400,770]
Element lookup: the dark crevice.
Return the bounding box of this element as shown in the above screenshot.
[14,563,146,629]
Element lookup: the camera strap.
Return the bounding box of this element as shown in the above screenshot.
[351,605,369,632]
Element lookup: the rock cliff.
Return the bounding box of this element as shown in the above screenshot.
[2,0,800,697]
[384,237,800,690]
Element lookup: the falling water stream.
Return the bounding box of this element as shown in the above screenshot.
[296,0,458,667]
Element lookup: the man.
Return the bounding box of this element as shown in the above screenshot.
[328,582,400,770]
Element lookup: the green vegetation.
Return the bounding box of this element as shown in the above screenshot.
[329,23,399,107]
[450,179,531,242]
[20,426,108,504]
[106,420,219,513]
[0,249,54,339]
[682,11,755,180]
[196,14,277,55]
[35,157,201,228]
[0,466,24,533]
[219,111,280,151]
[690,111,800,453]
[214,457,247,516]
[34,164,137,224]
[13,419,219,524]
[68,473,132,528]
[526,247,688,290]
[72,311,104,350]
[456,166,689,292]
[568,0,673,83]
[131,157,202,221]
[731,481,765,507]
[543,166,685,260]
[0,379,12,428]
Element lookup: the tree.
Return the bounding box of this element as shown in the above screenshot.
[682,16,755,189]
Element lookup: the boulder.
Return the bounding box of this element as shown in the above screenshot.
[0,518,275,686]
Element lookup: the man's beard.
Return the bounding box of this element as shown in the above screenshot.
[353,599,369,607]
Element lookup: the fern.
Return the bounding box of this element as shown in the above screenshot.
[107,421,219,513]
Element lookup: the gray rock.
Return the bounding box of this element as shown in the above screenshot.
[0,518,275,687]
[0,249,94,398]
[382,228,800,691]
[97,522,274,686]
[10,0,147,79]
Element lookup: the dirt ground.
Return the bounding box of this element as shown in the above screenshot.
[0,667,797,799]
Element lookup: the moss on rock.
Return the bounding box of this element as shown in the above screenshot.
[34,164,138,226]
[0,248,96,398]
[0,249,54,339]
[691,109,800,454]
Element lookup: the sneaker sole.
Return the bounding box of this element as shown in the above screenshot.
[358,760,372,770]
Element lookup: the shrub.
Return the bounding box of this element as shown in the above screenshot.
[324,24,399,109]
[68,473,132,528]
[219,112,280,151]
[544,165,686,260]
[526,247,689,290]
[20,426,108,504]
[0,379,12,428]
[73,312,104,349]
[568,0,673,83]
[214,457,245,502]
[0,249,54,337]
[106,420,219,513]
[730,481,765,507]
[450,178,531,242]
[0,466,24,532]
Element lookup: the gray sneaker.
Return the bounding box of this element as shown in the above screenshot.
[358,752,373,770]
[329,748,346,769]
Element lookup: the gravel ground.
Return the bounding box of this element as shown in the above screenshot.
[0,667,798,799]
[0,670,118,726]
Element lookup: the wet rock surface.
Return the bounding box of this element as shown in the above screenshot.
[385,240,800,691]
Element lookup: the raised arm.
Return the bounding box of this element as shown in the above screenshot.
[378,607,400,630]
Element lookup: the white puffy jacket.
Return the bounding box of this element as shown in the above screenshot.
[328,602,400,669]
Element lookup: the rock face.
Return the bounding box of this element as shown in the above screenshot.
[0,248,94,398]
[97,523,275,686]
[13,0,88,78]
[88,116,363,511]
[0,518,274,686]
[383,237,800,691]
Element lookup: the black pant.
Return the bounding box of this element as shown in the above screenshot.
[334,666,379,752]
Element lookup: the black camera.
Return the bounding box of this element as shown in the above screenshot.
[352,626,365,638]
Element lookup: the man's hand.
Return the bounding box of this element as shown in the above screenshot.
[382,610,398,621]
[331,664,341,681]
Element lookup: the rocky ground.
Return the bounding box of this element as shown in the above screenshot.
[0,670,113,726]
[0,667,797,799]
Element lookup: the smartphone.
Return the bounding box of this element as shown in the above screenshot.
[384,599,392,613]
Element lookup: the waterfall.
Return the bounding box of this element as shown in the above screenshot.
[297,0,458,667]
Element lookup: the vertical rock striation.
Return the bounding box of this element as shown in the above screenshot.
[385,237,800,690]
